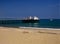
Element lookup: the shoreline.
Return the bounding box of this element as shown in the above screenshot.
[1,26,60,30]
[0,26,60,34]
[19,26,60,30]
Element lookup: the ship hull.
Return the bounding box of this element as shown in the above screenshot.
[21,20,39,23]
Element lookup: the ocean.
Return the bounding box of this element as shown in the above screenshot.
[0,19,60,28]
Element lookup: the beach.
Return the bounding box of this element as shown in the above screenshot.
[0,27,60,44]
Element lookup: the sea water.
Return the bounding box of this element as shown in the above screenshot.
[0,19,60,28]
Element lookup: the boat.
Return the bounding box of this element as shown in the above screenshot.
[21,16,39,23]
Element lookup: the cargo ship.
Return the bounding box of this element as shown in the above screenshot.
[22,16,39,23]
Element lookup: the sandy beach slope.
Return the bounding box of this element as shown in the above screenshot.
[0,27,60,44]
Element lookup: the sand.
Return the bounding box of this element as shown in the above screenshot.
[0,27,60,44]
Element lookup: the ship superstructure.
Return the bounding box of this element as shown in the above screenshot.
[22,16,39,23]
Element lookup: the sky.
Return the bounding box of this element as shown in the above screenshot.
[0,0,60,19]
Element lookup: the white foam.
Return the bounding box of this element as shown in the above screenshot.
[19,27,60,30]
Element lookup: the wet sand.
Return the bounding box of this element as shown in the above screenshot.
[0,27,60,44]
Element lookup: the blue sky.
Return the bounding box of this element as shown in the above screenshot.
[0,0,60,19]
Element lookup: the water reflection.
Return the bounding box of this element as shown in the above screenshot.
[28,23,39,27]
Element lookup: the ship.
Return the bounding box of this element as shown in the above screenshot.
[21,16,39,23]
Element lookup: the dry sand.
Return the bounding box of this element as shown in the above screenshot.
[0,27,60,44]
